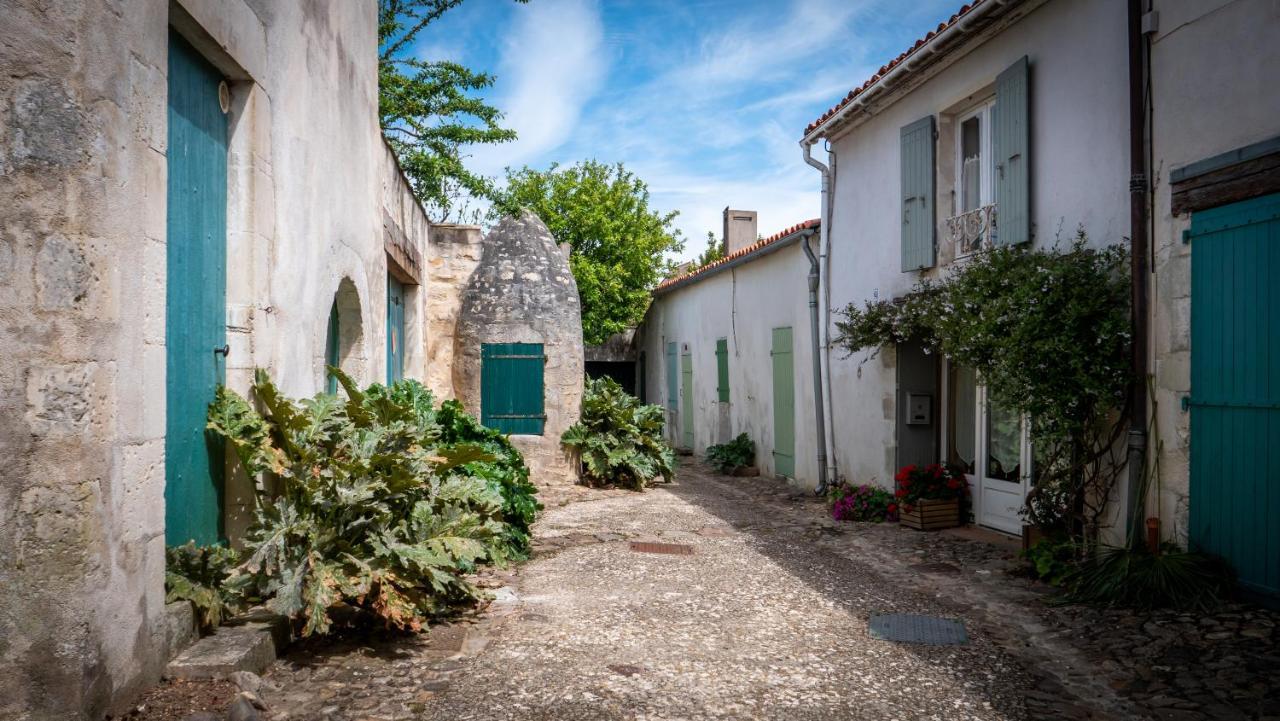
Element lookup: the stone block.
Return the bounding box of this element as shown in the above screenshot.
[166,610,288,679]
[25,363,97,436]
[165,601,199,661]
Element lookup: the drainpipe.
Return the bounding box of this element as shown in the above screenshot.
[802,141,834,494]
[801,231,829,495]
[1124,0,1151,547]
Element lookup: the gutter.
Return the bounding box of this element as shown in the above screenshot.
[1125,0,1152,546]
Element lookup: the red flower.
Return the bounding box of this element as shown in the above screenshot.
[887,503,898,512]
[930,465,943,479]
[947,479,960,489]
[895,489,907,498]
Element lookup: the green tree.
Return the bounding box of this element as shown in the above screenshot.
[379,0,522,221]
[695,231,724,268]
[496,161,684,344]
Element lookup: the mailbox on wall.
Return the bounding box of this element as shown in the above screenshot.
[906,392,932,426]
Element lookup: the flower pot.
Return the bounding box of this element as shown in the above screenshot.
[899,498,960,531]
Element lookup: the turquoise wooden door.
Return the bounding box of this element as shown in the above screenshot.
[165,32,228,546]
[1189,193,1280,598]
[481,343,546,434]
[386,275,405,383]
[771,327,795,477]
[680,351,694,449]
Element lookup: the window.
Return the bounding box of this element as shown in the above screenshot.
[715,338,729,403]
[481,343,545,435]
[950,100,996,255]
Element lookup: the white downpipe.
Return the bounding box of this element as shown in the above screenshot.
[802,140,838,487]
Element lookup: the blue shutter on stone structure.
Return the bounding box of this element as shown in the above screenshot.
[993,55,1030,246]
[900,115,936,271]
[165,31,228,546]
[481,343,546,435]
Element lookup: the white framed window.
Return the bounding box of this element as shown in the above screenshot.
[955,100,994,212]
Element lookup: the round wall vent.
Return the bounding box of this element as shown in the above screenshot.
[218,81,231,114]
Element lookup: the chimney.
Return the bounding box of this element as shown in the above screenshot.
[722,208,758,255]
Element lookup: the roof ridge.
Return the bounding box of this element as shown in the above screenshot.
[654,219,819,293]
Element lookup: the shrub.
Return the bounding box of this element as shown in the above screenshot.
[893,463,968,514]
[829,483,898,523]
[1021,536,1078,586]
[205,368,536,636]
[165,542,245,631]
[706,433,755,474]
[1061,544,1234,612]
[561,376,675,490]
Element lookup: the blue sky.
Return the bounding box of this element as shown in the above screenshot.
[420,0,962,261]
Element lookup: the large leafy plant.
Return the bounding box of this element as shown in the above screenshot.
[561,376,676,490]
[165,542,245,631]
[204,369,537,636]
[706,433,755,474]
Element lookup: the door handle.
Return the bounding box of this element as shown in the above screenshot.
[213,344,230,357]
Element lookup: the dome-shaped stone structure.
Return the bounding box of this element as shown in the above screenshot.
[453,211,584,485]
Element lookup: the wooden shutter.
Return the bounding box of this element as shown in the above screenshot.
[900,115,936,271]
[715,338,729,402]
[993,55,1030,245]
[481,343,546,435]
[666,341,678,410]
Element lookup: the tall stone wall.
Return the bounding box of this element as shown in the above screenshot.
[453,213,584,486]
[424,224,483,400]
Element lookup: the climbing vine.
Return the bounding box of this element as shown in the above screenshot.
[835,231,1132,539]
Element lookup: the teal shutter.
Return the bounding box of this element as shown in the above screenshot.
[666,341,678,411]
[771,327,795,477]
[715,338,729,402]
[165,31,228,546]
[1188,193,1280,599]
[993,55,1030,245]
[900,115,936,271]
[325,300,340,393]
[481,343,546,435]
[386,274,405,383]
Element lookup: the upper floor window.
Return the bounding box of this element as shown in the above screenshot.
[957,101,993,213]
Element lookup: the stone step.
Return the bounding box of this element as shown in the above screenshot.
[166,608,290,679]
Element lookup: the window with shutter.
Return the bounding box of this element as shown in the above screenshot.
[993,55,1030,245]
[900,115,937,271]
[481,342,546,435]
[715,338,729,403]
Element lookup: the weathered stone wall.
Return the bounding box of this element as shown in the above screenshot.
[425,224,483,400]
[0,0,432,717]
[453,213,584,486]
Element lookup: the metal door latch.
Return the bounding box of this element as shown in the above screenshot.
[214,344,230,357]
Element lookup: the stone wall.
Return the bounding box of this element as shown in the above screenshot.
[424,224,483,400]
[453,213,584,486]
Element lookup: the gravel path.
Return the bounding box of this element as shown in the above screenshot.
[262,461,1278,721]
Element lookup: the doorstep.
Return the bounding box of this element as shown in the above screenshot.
[166,607,290,679]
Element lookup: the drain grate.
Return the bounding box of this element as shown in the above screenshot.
[868,613,969,645]
[909,562,962,575]
[629,541,694,555]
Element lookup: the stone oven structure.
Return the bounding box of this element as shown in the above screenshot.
[453,212,584,486]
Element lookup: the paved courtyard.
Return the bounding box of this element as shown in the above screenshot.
[259,461,1279,721]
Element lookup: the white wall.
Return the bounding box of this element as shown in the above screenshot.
[821,0,1130,490]
[1148,0,1280,543]
[641,242,820,486]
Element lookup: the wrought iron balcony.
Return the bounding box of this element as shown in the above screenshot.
[946,203,997,257]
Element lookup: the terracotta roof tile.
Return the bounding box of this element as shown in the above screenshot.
[653,219,820,294]
[803,0,985,138]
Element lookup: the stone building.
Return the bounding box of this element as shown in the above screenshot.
[452,212,585,486]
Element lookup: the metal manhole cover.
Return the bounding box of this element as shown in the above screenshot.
[868,613,968,645]
[629,541,693,555]
[909,562,962,575]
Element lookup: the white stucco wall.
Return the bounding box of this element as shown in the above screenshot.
[641,241,820,486]
[1147,0,1280,543]
[820,0,1130,494]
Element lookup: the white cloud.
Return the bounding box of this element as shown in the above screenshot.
[470,0,606,175]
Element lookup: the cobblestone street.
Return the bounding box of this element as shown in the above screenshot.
[260,462,1280,721]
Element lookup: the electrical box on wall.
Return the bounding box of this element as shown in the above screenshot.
[906,393,932,425]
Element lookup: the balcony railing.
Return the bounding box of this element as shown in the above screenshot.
[946,203,997,257]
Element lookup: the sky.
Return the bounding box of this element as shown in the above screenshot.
[418,0,963,262]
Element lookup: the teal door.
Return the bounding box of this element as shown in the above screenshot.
[771,327,795,478]
[1189,193,1280,598]
[325,299,340,393]
[481,343,546,435]
[681,351,694,449]
[386,274,405,383]
[165,32,228,545]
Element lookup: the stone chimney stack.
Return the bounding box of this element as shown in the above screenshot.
[723,207,758,255]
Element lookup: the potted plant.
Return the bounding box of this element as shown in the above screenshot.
[894,463,967,530]
[829,482,898,523]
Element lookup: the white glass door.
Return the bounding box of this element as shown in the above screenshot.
[977,390,1029,534]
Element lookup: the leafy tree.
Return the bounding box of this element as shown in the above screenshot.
[695,231,725,268]
[379,0,522,221]
[496,161,684,344]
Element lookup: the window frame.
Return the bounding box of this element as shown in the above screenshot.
[954,99,995,214]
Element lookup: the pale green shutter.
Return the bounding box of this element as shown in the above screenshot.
[666,341,678,410]
[900,115,936,271]
[993,55,1030,245]
[715,338,729,402]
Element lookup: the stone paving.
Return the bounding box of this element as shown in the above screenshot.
[259,461,1280,721]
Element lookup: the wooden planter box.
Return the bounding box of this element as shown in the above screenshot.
[899,498,960,531]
